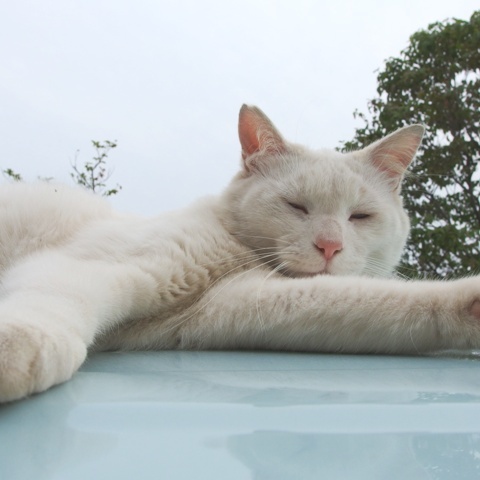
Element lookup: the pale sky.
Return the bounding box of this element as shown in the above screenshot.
[1,0,478,214]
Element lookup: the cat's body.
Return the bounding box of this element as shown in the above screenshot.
[1,105,480,402]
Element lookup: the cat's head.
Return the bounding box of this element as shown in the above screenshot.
[221,105,424,278]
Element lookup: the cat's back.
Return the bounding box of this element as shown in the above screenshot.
[0,182,114,270]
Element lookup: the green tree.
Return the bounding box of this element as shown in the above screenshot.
[344,11,480,278]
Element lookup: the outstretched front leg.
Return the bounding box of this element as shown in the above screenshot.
[0,251,157,402]
[178,272,480,354]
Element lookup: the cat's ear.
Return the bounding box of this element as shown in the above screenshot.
[365,124,425,190]
[238,105,286,173]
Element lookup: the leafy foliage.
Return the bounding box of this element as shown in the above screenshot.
[3,140,122,197]
[71,140,122,197]
[344,11,480,278]
[2,168,22,182]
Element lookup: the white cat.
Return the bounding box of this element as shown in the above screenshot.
[1,105,479,402]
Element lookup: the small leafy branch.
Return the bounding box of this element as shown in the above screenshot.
[2,168,22,182]
[3,140,122,196]
[70,140,122,196]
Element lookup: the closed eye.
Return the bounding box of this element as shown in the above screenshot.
[349,213,371,220]
[287,202,308,215]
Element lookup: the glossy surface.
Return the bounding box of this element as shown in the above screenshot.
[2,351,480,479]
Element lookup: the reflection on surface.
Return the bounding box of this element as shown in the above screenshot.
[2,351,480,480]
[227,431,480,480]
[414,434,480,479]
[0,389,116,480]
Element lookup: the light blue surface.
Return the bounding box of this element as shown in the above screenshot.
[2,351,480,479]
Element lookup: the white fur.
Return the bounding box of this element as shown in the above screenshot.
[1,105,479,402]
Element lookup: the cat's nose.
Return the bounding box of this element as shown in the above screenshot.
[314,239,343,260]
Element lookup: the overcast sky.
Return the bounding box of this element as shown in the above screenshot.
[1,0,478,214]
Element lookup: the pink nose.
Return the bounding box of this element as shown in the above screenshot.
[315,239,343,260]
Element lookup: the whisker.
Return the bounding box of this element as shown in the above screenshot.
[161,256,283,338]
[392,271,411,281]
[195,246,282,268]
[231,233,293,245]
[364,257,403,279]
[255,261,290,332]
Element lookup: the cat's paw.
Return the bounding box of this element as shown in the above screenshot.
[470,299,480,319]
[0,322,87,402]
[453,278,480,322]
[443,278,480,350]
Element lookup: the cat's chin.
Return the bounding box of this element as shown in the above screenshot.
[302,271,331,278]
[283,269,331,278]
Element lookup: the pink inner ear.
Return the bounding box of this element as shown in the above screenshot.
[372,145,416,177]
[369,125,424,180]
[238,105,286,162]
[239,110,262,159]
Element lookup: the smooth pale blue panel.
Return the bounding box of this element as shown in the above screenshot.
[2,351,480,480]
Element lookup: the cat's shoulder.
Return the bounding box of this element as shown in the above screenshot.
[0,181,114,221]
[1,180,102,199]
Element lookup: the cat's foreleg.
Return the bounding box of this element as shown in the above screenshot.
[178,273,480,354]
[0,252,157,402]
